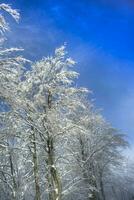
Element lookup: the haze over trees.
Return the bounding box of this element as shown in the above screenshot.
[0,3,133,200]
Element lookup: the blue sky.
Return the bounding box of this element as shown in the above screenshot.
[4,0,134,144]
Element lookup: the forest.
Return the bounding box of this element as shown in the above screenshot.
[0,3,134,200]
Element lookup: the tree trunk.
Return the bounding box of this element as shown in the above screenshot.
[9,150,17,200]
[100,177,106,200]
[46,91,62,200]
[32,129,41,200]
[79,135,97,200]
[47,136,62,200]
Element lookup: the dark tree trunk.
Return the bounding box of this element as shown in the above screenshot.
[47,136,62,200]
[32,129,41,200]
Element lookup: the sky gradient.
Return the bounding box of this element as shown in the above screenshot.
[4,0,134,145]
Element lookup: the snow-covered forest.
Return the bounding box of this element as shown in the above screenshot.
[0,3,134,200]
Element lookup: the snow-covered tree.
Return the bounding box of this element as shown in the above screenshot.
[0,3,132,200]
[72,107,128,200]
[17,45,89,200]
[0,4,29,200]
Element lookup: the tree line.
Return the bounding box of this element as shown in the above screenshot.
[0,3,134,200]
